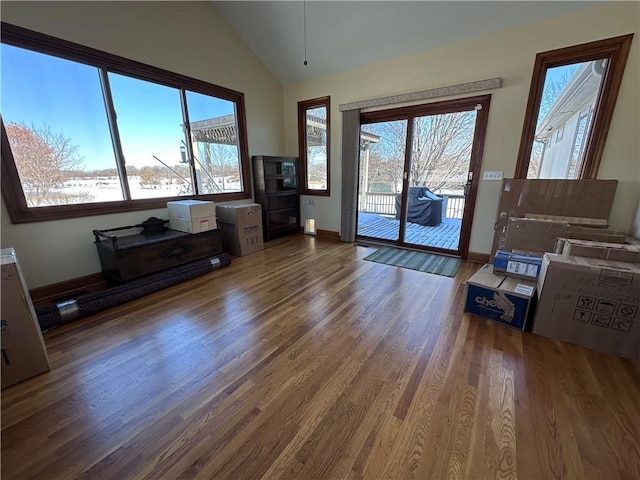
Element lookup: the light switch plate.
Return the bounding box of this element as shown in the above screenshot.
[483,171,503,181]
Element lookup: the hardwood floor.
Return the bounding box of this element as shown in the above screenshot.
[2,235,639,479]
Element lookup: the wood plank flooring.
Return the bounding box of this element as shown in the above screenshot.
[2,235,639,479]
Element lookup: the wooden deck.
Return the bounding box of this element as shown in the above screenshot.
[357,212,461,250]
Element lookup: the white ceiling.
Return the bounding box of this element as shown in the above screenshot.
[212,1,601,85]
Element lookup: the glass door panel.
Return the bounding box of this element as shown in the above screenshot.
[356,120,408,243]
[402,110,477,252]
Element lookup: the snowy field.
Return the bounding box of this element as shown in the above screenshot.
[53,176,241,203]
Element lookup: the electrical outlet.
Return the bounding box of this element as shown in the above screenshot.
[483,171,503,181]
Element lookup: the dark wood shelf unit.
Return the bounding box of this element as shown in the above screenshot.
[253,155,300,242]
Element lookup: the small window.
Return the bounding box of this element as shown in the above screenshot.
[298,96,330,195]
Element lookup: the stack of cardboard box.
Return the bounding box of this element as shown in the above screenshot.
[1,248,51,388]
[465,179,640,359]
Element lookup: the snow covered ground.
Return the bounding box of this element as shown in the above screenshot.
[54,176,241,203]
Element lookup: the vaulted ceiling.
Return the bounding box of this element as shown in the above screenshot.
[213,1,601,85]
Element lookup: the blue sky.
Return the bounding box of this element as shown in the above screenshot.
[1,44,235,171]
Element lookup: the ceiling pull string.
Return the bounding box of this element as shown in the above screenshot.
[303,0,308,66]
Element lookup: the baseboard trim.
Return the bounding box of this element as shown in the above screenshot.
[30,272,107,306]
[317,229,340,240]
[467,251,490,264]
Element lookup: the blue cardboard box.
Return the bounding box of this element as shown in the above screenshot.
[493,250,543,279]
[465,264,536,330]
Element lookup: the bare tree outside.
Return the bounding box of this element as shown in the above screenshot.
[5,122,91,206]
[139,166,161,188]
[361,121,405,194]
[193,142,241,193]
[307,146,328,189]
[409,112,476,191]
[305,106,328,189]
[362,111,476,194]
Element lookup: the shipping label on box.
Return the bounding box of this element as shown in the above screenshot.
[493,250,542,279]
[533,253,640,359]
[465,264,536,330]
[169,215,217,234]
[167,200,215,220]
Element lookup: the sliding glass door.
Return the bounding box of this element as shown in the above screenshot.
[357,119,407,243]
[356,95,491,258]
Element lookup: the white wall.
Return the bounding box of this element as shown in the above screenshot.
[283,2,639,254]
[0,1,285,288]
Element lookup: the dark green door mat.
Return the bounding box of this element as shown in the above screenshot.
[363,247,462,277]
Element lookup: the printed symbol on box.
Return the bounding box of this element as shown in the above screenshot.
[615,304,638,320]
[572,310,591,324]
[577,296,595,310]
[611,318,633,333]
[596,300,616,315]
[591,313,612,328]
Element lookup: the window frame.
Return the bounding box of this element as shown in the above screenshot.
[0,22,252,224]
[297,96,331,196]
[514,34,633,179]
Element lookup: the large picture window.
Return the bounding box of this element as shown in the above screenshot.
[298,96,330,195]
[0,23,251,223]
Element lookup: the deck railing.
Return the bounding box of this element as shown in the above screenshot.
[359,192,465,219]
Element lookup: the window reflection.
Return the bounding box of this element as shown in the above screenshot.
[528,59,605,179]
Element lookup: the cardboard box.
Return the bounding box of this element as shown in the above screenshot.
[216,203,264,256]
[500,218,568,255]
[169,215,217,234]
[505,218,569,237]
[1,248,51,388]
[465,264,536,331]
[524,213,608,228]
[491,179,617,256]
[631,197,640,240]
[493,250,543,279]
[533,254,640,359]
[167,200,215,220]
[564,225,626,244]
[556,238,640,263]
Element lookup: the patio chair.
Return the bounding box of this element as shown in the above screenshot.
[395,186,443,226]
